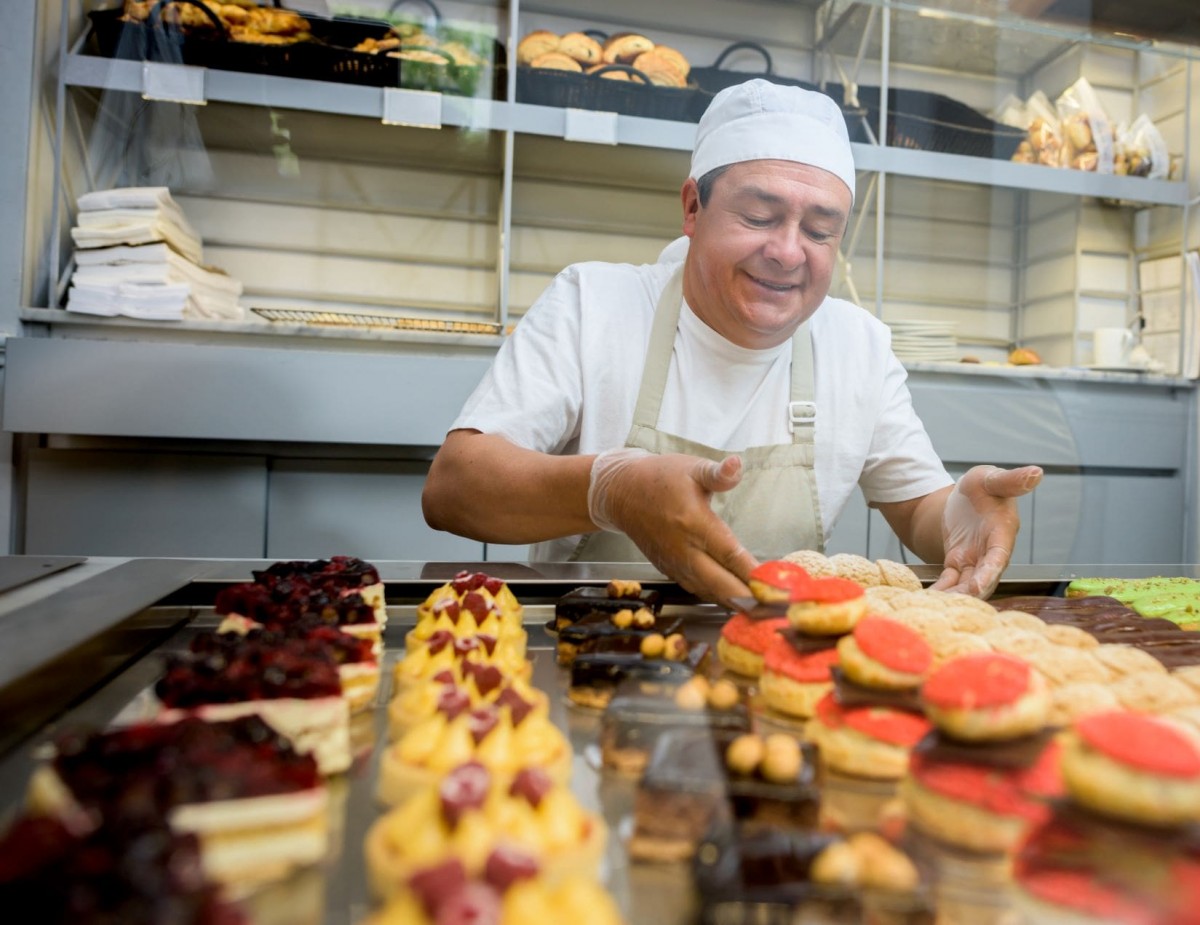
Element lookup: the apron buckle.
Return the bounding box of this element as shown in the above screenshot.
[788,400,817,433]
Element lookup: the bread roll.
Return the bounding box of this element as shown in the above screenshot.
[1008,347,1042,366]
[602,32,654,64]
[631,50,687,87]
[529,51,582,72]
[647,44,689,79]
[517,29,559,66]
[558,31,603,65]
[587,64,632,81]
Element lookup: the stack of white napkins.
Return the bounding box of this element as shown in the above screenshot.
[66,187,244,322]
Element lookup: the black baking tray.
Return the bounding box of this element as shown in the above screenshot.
[88,3,404,87]
[517,64,706,122]
[838,84,1027,159]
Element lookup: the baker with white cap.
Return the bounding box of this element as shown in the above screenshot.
[424,79,1042,603]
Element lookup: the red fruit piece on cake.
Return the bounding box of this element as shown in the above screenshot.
[748,561,812,604]
[786,576,867,636]
[838,615,932,691]
[808,690,931,780]
[904,740,1064,853]
[760,635,841,719]
[718,612,790,678]
[922,651,1049,742]
[1061,710,1200,826]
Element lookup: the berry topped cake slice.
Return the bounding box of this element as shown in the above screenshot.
[155,637,351,775]
[254,555,387,625]
[216,578,382,653]
[26,716,329,885]
[393,630,532,689]
[418,571,523,626]
[200,617,380,714]
[0,815,247,925]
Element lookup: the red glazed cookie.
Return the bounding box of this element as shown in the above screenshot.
[808,691,930,780]
[902,740,1062,853]
[748,561,810,604]
[717,613,789,678]
[922,652,1049,742]
[759,638,839,719]
[838,616,932,691]
[787,577,867,636]
[1061,710,1200,826]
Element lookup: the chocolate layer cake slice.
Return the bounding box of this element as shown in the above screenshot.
[554,581,662,632]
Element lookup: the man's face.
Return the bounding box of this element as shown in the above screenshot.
[681,159,851,350]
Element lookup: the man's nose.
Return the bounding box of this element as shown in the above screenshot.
[761,225,805,269]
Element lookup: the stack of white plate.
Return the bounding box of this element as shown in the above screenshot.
[888,320,958,362]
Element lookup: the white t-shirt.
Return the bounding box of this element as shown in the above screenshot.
[452,258,953,561]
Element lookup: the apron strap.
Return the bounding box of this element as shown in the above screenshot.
[631,265,818,445]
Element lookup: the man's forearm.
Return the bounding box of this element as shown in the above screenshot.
[877,484,952,564]
[422,430,599,544]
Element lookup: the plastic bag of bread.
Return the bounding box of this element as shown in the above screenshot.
[1114,114,1169,179]
[1016,91,1063,167]
[995,94,1029,130]
[1055,78,1114,173]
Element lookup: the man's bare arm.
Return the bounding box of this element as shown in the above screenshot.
[422,430,597,544]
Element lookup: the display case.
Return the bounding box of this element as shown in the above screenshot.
[4,0,1198,564]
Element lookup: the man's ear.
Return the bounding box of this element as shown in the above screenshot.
[680,178,700,237]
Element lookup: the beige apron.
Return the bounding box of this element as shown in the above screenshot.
[570,266,824,563]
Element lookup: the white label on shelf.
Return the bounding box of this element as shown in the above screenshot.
[564,108,618,146]
[141,62,206,105]
[382,88,443,129]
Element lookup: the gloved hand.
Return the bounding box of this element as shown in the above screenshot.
[588,448,759,606]
[931,464,1043,599]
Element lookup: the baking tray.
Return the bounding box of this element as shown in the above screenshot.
[2,560,1191,921]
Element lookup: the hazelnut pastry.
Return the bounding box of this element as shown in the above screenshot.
[366,763,604,898]
[378,699,571,803]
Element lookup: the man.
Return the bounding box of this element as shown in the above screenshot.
[423,80,1041,604]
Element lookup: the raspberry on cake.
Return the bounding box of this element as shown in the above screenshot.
[26,717,329,886]
[366,763,604,899]
[393,630,532,689]
[808,691,931,780]
[901,741,1063,853]
[748,560,812,603]
[367,856,624,925]
[387,670,548,742]
[216,578,383,654]
[760,634,841,719]
[0,815,248,925]
[717,612,789,678]
[154,639,352,775]
[837,616,931,691]
[787,575,868,636]
[377,699,571,804]
[1061,710,1200,826]
[922,652,1049,742]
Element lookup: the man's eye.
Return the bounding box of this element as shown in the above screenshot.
[807,229,834,243]
[742,215,773,227]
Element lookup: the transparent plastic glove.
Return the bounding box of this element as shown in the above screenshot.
[587,447,759,607]
[931,464,1043,599]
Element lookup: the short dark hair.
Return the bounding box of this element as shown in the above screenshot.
[696,164,731,207]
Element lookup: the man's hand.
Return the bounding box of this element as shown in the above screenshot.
[931,464,1043,599]
[588,448,759,607]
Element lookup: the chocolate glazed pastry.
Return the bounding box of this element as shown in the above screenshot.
[553,585,663,632]
[997,595,1200,668]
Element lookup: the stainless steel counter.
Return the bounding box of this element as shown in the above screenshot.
[2,557,1198,922]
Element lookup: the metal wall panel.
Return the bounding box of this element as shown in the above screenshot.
[3,338,494,445]
[24,449,267,557]
[266,459,481,561]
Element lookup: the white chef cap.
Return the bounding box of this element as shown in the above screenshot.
[689,79,855,204]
